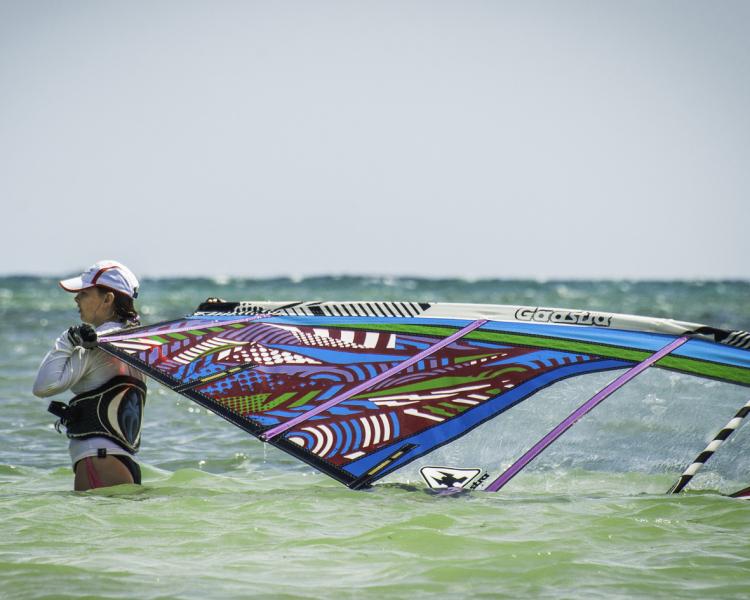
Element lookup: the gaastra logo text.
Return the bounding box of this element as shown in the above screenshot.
[515,307,613,328]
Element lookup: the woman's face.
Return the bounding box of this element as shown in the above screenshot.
[74,287,113,326]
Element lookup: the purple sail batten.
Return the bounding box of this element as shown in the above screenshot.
[261,319,488,441]
[485,335,690,492]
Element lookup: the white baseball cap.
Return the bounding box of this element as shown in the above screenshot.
[59,260,139,299]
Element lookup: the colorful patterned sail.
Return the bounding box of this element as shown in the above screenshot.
[98,300,750,490]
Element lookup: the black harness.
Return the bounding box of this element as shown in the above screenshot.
[48,375,147,454]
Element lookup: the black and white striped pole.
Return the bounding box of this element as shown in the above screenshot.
[668,398,750,494]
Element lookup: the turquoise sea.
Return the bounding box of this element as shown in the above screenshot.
[2,277,749,599]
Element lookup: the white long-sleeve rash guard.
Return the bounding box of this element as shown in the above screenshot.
[33,321,146,464]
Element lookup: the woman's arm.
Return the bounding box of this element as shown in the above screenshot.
[32,330,88,397]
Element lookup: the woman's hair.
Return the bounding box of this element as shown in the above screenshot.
[96,286,140,327]
[113,292,140,327]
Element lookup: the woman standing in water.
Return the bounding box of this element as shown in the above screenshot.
[33,260,147,491]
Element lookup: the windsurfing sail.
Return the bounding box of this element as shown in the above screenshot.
[98,300,750,490]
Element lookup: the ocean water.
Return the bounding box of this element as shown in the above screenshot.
[1,276,749,599]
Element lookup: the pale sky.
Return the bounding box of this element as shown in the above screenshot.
[1,1,748,279]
